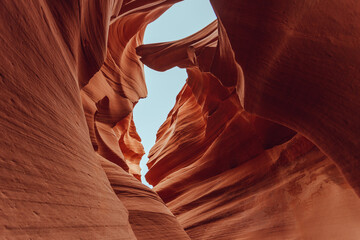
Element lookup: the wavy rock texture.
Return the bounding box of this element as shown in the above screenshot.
[80,0,183,181]
[100,156,190,240]
[210,0,360,195]
[2,0,360,239]
[0,0,189,239]
[140,12,360,240]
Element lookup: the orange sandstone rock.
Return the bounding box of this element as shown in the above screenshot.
[100,155,191,240]
[140,16,360,239]
[210,0,360,195]
[0,0,189,239]
[2,0,360,239]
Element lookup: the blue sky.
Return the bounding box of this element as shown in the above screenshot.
[133,0,216,187]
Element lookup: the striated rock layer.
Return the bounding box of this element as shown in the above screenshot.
[1,0,360,239]
[0,0,189,239]
[140,3,360,238]
[210,0,360,195]
[146,77,360,238]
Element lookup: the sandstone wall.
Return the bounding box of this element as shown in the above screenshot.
[0,0,189,239]
[139,2,360,238]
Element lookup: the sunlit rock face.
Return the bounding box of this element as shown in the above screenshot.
[0,0,189,239]
[1,0,360,239]
[139,1,360,239]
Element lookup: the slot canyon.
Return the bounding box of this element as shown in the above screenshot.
[1,0,360,239]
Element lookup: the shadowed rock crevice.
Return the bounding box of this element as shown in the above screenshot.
[137,1,360,238]
[1,0,360,239]
[0,0,190,239]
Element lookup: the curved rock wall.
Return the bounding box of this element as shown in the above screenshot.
[146,74,360,238]
[0,0,189,239]
[210,0,360,195]
[1,0,360,239]
[139,3,360,238]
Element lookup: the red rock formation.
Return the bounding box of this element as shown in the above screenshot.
[100,156,190,240]
[146,77,360,238]
[210,0,360,195]
[2,0,360,239]
[139,14,360,239]
[81,0,182,180]
[0,0,189,239]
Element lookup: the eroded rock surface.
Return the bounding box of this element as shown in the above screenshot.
[1,0,360,239]
[210,0,360,195]
[140,5,360,238]
[0,0,189,239]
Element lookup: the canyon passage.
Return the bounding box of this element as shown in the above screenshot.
[1,0,360,239]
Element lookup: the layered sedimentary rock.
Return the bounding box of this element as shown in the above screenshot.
[210,0,360,195]
[139,3,360,238]
[80,0,177,179]
[146,76,360,238]
[2,0,360,239]
[100,156,189,240]
[0,0,189,239]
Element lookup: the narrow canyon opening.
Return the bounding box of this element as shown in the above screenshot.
[2,0,360,239]
[133,0,216,187]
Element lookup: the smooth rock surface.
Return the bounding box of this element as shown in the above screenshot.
[140,15,360,239]
[2,0,360,239]
[0,0,189,239]
[210,0,360,195]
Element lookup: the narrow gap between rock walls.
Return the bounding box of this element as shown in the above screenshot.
[133,0,217,188]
